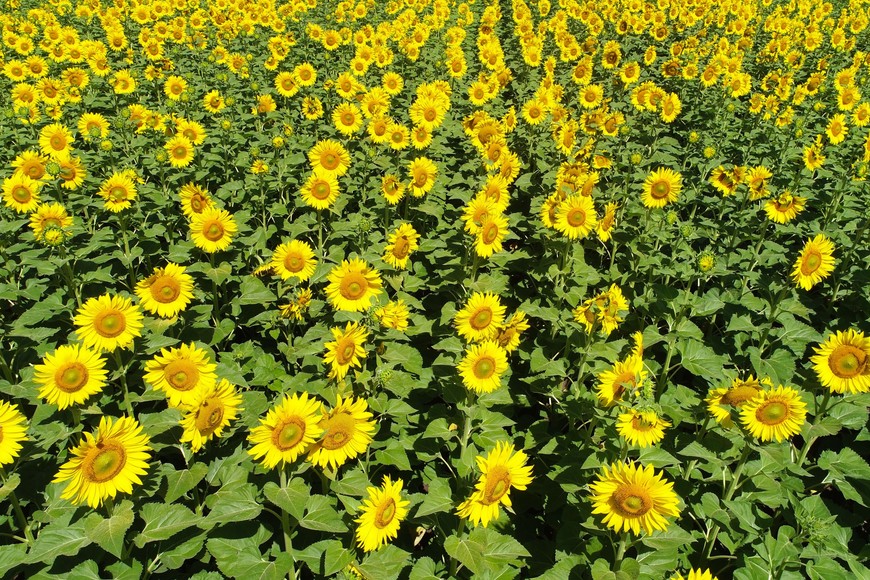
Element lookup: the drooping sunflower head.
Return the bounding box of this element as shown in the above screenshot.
[811,329,870,394]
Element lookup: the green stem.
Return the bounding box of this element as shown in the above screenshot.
[119,214,136,291]
[111,350,135,419]
[0,468,33,545]
[279,467,296,579]
[655,338,677,401]
[796,390,832,468]
[448,518,468,577]
[703,441,752,559]
[613,531,629,571]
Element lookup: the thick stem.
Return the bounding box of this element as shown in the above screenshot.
[613,531,629,571]
[796,390,832,468]
[112,350,135,419]
[279,467,296,579]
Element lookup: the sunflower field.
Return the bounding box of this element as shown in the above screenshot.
[2,0,870,578]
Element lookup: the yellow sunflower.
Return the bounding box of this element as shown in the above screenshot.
[407,157,438,197]
[307,395,376,471]
[180,379,242,452]
[165,134,195,168]
[2,173,42,213]
[555,195,598,239]
[475,214,508,258]
[495,311,530,353]
[333,102,363,135]
[456,442,533,527]
[374,300,410,332]
[457,341,509,394]
[189,208,238,253]
[383,223,420,269]
[596,202,618,242]
[355,476,411,552]
[641,168,682,208]
[811,329,870,394]
[144,343,217,408]
[57,156,87,191]
[673,570,718,580]
[323,321,368,381]
[764,190,806,224]
[74,294,143,352]
[33,343,108,409]
[178,183,213,218]
[164,75,188,100]
[38,122,74,158]
[454,292,506,342]
[271,240,317,281]
[590,462,680,535]
[12,150,48,181]
[0,401,28,466]
[135,263,195,318]
[739,385,807,442]
[97,171,138,213]
[617,410,671,448]
[792,234,835,290]
[247,392,324,469]
[596,333,645,406]
[308,140,351,176]
[706,375,765,427]
[53,416,152,508]
[300,170,340,210]
[29,202,72,242]
[381,174,405,205]
[325,258,383,312]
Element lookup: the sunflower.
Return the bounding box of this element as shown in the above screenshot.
[792,234,835,290]
[74,294,143,352]
[826,114,848,145]
[383,223,420,269]
[308,140,350,176]
[144,343,217,408]
[165,135,195,168]
[135,263,194,318]
[300,170,341,210]
[456,442,533,527]
[387,123,410,150]
[472,213,506,258]
[407,157,438,197]
[673,570,718,580]
[374,300,410,331]
[454,292,506,342]
[706,375,765,427]
[53,416,152,508]
[274,71,298,98]
[294,62,317,86]
[740,386,807,442]
[457,341,509,394]
[323,321,368,381]
[811,329,870,394]
[180,379,242,452]
[0,401,27,466]
[355,476,410,552]
[555,195,598,239]
[764,190,806,224]
[57,156,86,190]
[97,171,137,213]
[247,392,324,469]
[203,90,225,113]
[77,112,110,139]
[617,410,671,448]
[495,311,530,353]
[177,119,207,145]
[333,102,363,135]
[463,194,498,235]
[590,462,680,535]
[38,122,74,158]
[2,173,42,213]
[33,343,108,409]
[642,168,682,208]
[178,183,213,218]
[596,202,618,242]
[381,174,405,205]
[11,150,48,181]
[189,208,237,253]
[325,258,383,312]
[271,240,317,281]
[596,334,645,406]
[307,395,376,471]
[29,202,73,241]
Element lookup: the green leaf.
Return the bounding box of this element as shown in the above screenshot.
[134,503,200,547]
[27,521,92,564]
[295,539,353,576]
[263,478,310,521]
[0,472,20,501]
[207,536,294,580]
[163,463,209,503]
[748,347,795,385]
[84,499,135,558]
[415,478,454,518]
[0,543,27,576]
[358,545,411,580]
[444,535,486,576]
[237,277,276,305]
[298,494,348,532]
[676,338,727,380]
[201,484,263,526]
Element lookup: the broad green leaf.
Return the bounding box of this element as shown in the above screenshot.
[295,539,353,576]
[444,535,486,576]
[134,503,200,547]
[201,484,263,526]
[298,494,348,532]
[27,521,92,564]
[263,478,310,521]
[163,463,210,503]
[415,478,454,518]
[84,499,135,558]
